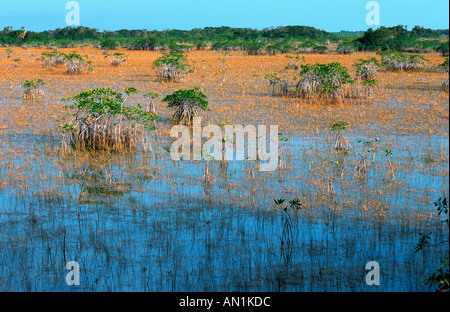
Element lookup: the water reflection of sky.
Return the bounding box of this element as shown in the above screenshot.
[0,128,448,291]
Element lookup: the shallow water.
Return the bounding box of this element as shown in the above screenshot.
[0,126,447,291]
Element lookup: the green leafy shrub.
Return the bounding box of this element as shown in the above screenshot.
[266,42,294,55]
[22,78,45,100]
[353,57,382,80]
[330,121,350,151]
[105,52,128,67]
[415,197,449,292]
[313,45,328,54]
[163,87,208,125]
[379,51,429,71]
[437,41,449,57]
[295,62,353,99]
[64,52,93,74]
[100,38,119,50]
[244,42,266,55]
[440,57,449,73]
[60,87,158,151]
[153,50,187,82]
[39,51,66,68]
[10,58,21,68]
[337,42,355,54]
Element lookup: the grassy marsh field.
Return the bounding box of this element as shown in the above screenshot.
[0,47,448,292]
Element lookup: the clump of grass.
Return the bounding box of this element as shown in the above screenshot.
[379,51,428,71]
[64,52,93,75]
[153,51,187,82]
[105,52,128,67]
[22,78,45,100]
[295,62,353,100]
[163,87,208,125]
[59,87,158,151]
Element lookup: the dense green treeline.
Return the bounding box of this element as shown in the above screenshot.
[0,25,448,55]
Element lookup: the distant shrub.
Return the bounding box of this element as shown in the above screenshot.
[313,45,328,54]
[211,41,243,52]
[330,121,351,151]
[196,42,208,50]
[379,51,429,71]
[64,52,93,74]
[337,42,355,54]
[6,48,14,58]
[266,42,294,55]
[441,58,449,92]
[353,57,382,80]
[245,42,266,55]
[169,43,193,52]
[39,51,66,68]
[105,52,128,67]
[163,87,208,125]
[60,87,157,151]
[295,62,353,99]
[100,38,119,50]
[10,58,21,69]
[22,78,45,100]
[265,72,290,97]
[153,50,187,82]
[143,91,159,113]
[437,41,449,57]
[440,57,449,73]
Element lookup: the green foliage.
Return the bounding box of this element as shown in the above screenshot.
[64,52,93,74]
[296,62,353,98]
[154,51,187,82]
[143,91,159,99]
[353,57,382,80]
[105,52,128,66]
[437,41,449,56]
[273,197,302,210]
[266,42,294,55]
[22,78,45,90]
[39,51,66,68]
[163,87,208,124]
[440,57,449,73]
[379,51,428,71]
[337,42,356,54]
[101,38,119,50]
[60,87,157,150]
[330,121,348,132]
[355,25,447,52]
[163,87,208,110]
[244,42,266,55]
[154,50,186,70]
[415,196,449,292]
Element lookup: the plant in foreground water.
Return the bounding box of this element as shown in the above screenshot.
[60,87,158,151]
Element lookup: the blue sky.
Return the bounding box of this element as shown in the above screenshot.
[1,0,448,32]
